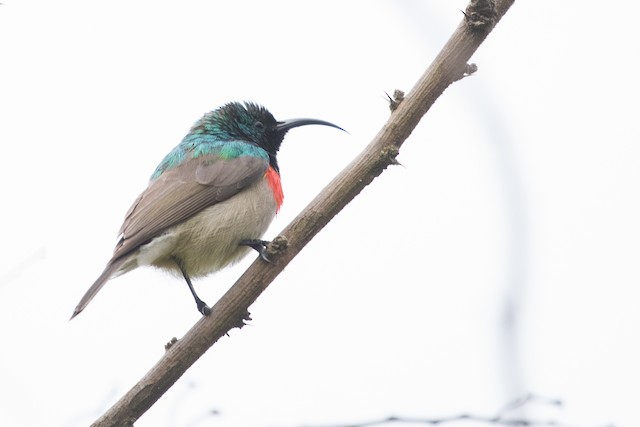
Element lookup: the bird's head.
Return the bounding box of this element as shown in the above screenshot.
[192,102,343,171]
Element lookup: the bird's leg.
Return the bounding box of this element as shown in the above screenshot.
[173,257,211,316]
[239,239,271,263]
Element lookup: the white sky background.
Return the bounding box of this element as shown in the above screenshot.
[1,1,639,426]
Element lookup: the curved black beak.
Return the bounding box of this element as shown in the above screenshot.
[276,118,345,133]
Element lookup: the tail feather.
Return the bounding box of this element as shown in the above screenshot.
[70,257,127,320]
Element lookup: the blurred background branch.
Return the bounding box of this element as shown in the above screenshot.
[298,394,612,427]
[0,247,45,289]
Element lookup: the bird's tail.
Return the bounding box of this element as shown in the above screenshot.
[70,257,126,320]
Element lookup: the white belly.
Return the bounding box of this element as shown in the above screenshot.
[126,177,277,277]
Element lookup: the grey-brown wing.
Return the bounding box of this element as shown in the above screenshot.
[111,154,268,260]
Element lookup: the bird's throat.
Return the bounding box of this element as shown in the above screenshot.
[265,166,284,212]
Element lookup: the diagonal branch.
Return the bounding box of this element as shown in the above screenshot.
[91,1,515,425]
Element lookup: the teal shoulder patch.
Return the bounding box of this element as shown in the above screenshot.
[151,136,268,180]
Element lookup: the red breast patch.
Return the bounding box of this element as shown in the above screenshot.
[265,166,284,212]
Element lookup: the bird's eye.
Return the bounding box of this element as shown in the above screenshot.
[254,121,265,130]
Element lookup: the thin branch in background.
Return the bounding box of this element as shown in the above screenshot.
[298,395,613,427]
[0,247,46,289]
[497,393,561,415]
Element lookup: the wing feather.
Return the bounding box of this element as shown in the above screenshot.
[111,153,268,260]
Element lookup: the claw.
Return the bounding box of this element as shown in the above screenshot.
[239,239,272,263]
[197,300,211,316]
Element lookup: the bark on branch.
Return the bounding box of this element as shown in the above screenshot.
[91,1,515,425]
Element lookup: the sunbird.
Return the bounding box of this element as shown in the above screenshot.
[71,102,342,319]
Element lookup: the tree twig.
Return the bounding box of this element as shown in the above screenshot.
[90,1,515,425]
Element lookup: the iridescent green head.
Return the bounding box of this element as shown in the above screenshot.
[191,102,343,171]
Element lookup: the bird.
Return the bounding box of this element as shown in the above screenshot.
[71,101,343,319]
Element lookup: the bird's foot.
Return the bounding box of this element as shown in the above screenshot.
[196,299,211,316]
[173,256,211,317]
[239,239,271,263]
